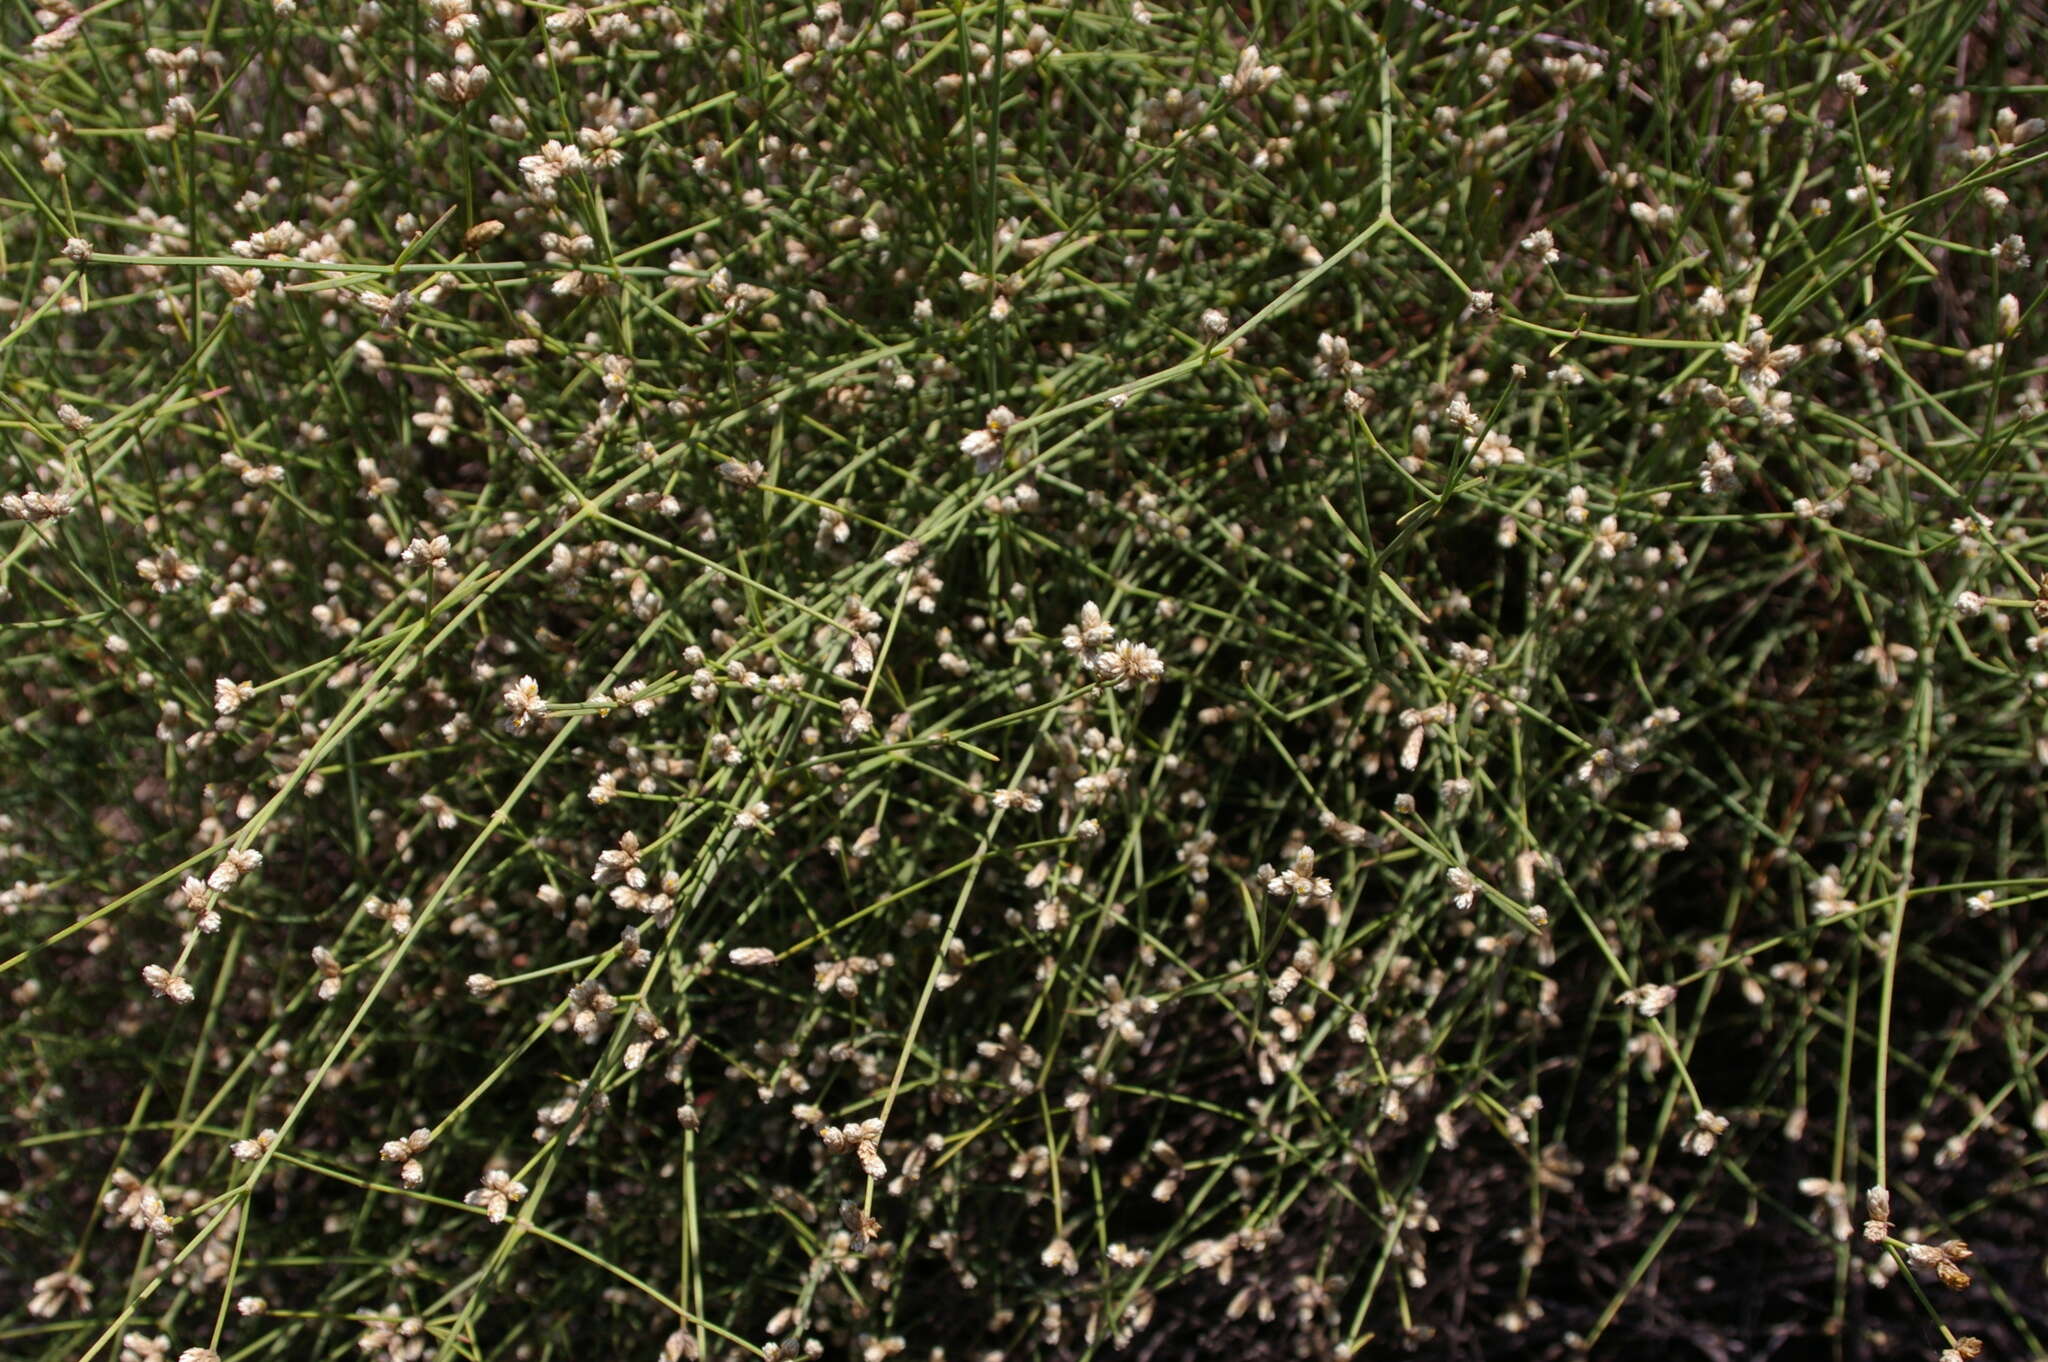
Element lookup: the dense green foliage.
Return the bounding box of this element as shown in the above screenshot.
[4,2,2047,1360]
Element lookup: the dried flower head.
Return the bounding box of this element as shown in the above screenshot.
[464,1167,529,1224]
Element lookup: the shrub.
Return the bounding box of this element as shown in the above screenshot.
[4,2,2046,1360]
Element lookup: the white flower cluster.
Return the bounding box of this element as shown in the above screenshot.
[1059,601,1164,691]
